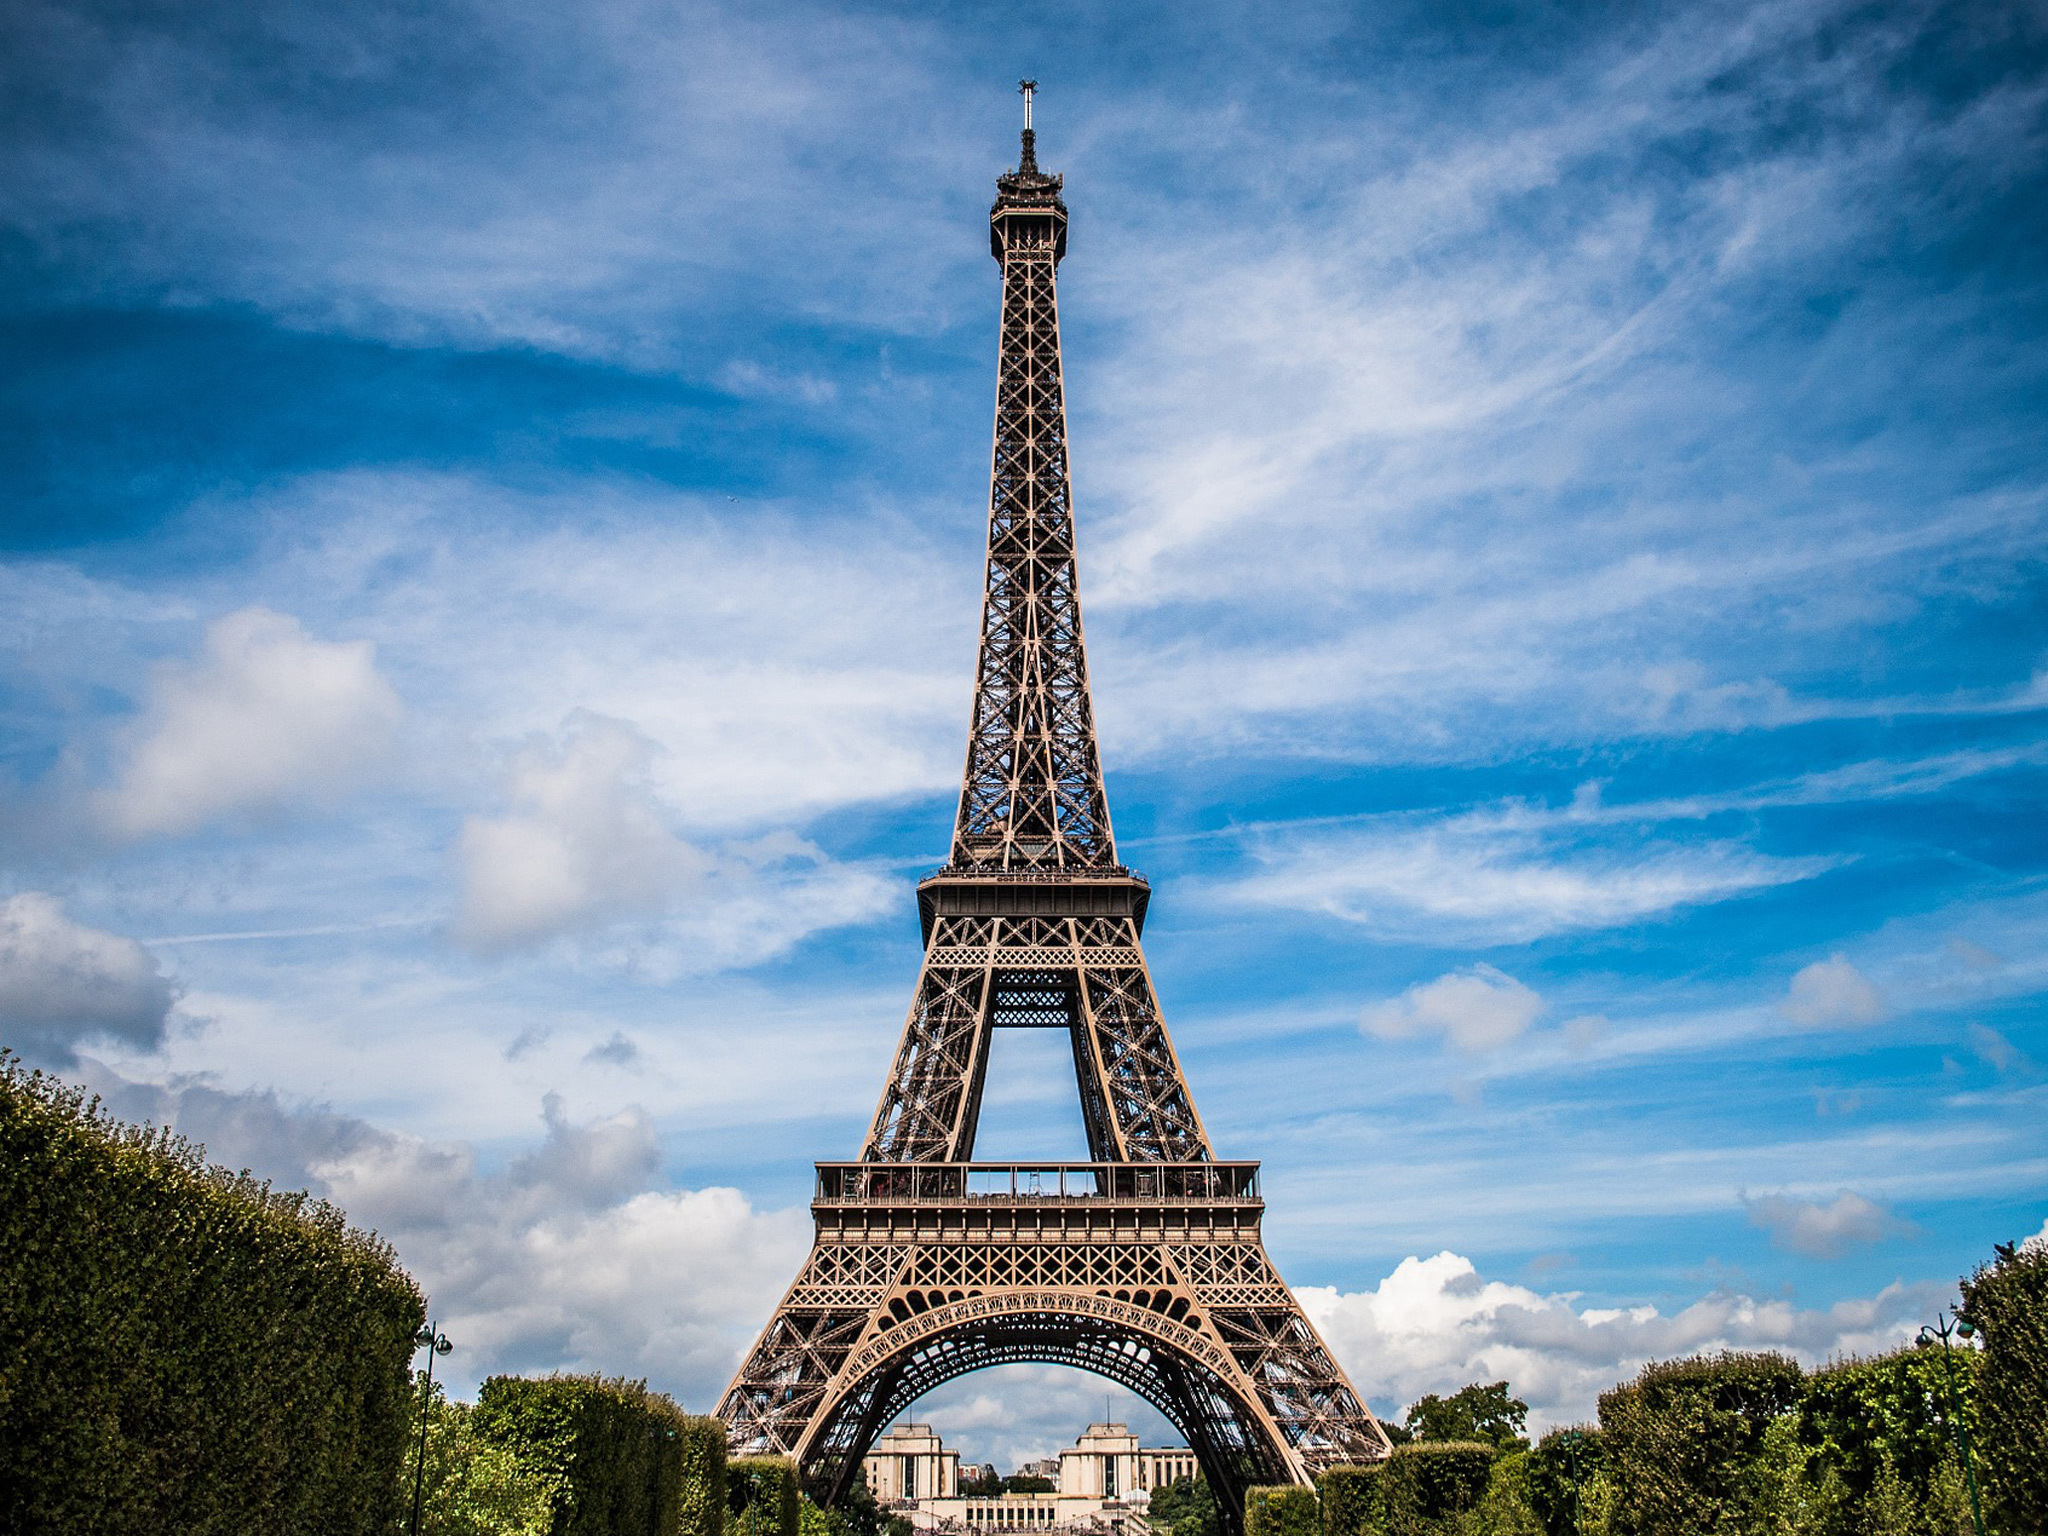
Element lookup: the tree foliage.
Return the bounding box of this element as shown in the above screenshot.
[1961,1236,2048,1535]
[731,1455,803,1536]
[1398,1382,1531,1451]
[1246,1485,1322,1536]
[1379,1442,1497,1535]
[1150,1474,1220,1536]
[1317,1465,1383,1536]
[403,1373,559,1536]
[1598,1351,1802,1536]
[0,1053,424,1535]
[471,1373,716,1536]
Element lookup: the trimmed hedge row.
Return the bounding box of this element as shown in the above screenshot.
[731,1453,802,1536]
[1596,1350,1802,1535]
[0,1055,425,1534]
[1247,1483,1321,1536]
[1316,1442,1500,1536]
[472,1374,726,1536]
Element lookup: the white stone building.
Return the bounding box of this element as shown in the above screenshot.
[865,1424,961,1502]
[863,1422,1196,1536]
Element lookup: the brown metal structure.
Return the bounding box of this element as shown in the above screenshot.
[717,87,1390,1529]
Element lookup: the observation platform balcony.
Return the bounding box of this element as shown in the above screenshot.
[814,1161,1260,1208]
[915,866,1152,941]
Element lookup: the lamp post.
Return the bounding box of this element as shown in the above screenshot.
[410,1321,455,1536]
[1917,1309,1984,1536]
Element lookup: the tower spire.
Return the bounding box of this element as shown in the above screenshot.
[1019,77,1038,172]
[957,92,1101,872]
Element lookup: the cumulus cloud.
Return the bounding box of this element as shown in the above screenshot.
[97,608,401,839]
[1303,1249,1935,1430]
[0,894,177,1066]
[1363,965,1543,1054]
[455,714,708,950]
[1744,1191,1910,1258]
[1779,956,1886,1028]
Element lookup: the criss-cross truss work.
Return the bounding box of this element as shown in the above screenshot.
[717,91,1390,1532]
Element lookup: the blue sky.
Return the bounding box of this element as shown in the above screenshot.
[3,0,2045,1470]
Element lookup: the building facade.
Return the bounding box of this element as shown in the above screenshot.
[864,1423,1195,1536]
[865,1424,961,1502]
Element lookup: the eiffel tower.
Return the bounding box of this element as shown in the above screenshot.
[717,86,1391,1527]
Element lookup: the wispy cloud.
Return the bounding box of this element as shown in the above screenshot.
[1226,809,1833,942]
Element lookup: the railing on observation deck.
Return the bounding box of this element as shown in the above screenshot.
[814,1161,1259,1204]
[919,865,1148,885]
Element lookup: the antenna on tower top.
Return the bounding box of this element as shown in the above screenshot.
[1018,79,1039,172]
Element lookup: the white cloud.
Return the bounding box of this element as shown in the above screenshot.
[1231,814,1832,943]
[455,714,708,951]
[1302,1249,1936,1430]
[97,607,401,839]
[1363,965,1543,1055]
[1779,956,1886,1028]
[0,894,177,1066]
[1744,1190,1909,1258]
[326,1098,810,1406]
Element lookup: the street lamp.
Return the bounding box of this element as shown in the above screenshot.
[410,1321,455,1536]
[1917,1309,1984,1536]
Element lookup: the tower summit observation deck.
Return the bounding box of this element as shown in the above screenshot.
[716,86,1391,1532]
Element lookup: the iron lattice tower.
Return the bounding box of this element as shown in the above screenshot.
[718,88,1391,1527]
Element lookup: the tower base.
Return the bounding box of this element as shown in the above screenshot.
[718,1162,1389,1532]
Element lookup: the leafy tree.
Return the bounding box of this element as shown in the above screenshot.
[1147,1474,1219,1536]
[1961,1236,2048,1536]
[1471,1450,1544,1536]
[1005,1475,1057,1494]
[1526,1427,1606,1536]
[1597,1352,1801,1536]
[401,1374,559,1536]
[817,1469,898,1536]
[1400,1382,1530,1450]
[960,1467,1005,1498]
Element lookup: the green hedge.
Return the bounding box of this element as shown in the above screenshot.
[1317,1463,1384,1536]
[1379,1442,1497,1534]
[732,1455,802,1536]
[472,1373,714,1536]
[1523,1427,1606,1536]
[0,1055,425,1534]
[1245,1483,1321,1536]
[677,1412,730,1536]
[1963,1237,2048,1535]
[1597,1351,1801,1536]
